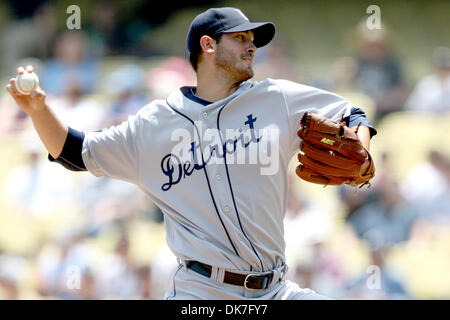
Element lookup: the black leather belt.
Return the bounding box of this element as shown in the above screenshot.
[186,260,274,290]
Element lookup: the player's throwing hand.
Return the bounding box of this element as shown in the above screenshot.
[5,65,47,116]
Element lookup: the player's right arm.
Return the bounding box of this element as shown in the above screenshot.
[7,65,142,182]
[5,65,68,159]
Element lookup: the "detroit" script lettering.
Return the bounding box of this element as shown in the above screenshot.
[160,114,261,191]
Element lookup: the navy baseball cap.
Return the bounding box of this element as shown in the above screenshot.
[187,7,275,53]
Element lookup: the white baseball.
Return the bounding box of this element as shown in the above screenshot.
[15,72,39,95]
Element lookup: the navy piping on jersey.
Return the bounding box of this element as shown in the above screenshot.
[167,264,182,299]
[48,127,87,171]
[184,86,264,270]
[165,98,241,258]
[217,104,265,272]
[184,88,212,106]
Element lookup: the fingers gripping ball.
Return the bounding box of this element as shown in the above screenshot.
[296,112,375,188]
[15,71,39,95]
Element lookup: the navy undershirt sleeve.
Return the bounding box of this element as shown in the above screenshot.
[343,107,377,138]
[48,127,87,171]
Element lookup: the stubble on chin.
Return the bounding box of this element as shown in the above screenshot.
[215,50,254,83]
[241,63,254,80]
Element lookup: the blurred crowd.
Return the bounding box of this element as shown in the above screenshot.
[0,1,449,299]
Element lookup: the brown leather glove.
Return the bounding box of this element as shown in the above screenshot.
[296,112,375,187]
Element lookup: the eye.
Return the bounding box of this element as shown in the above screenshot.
[237,35,245,40]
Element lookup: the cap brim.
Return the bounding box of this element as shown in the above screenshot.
[222,22,275,48]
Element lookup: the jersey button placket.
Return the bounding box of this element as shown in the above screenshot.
[201,108,241,258]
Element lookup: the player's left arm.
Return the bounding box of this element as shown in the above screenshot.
[344,107,376,151]
[353,125,371,151]
[274,80,376,158]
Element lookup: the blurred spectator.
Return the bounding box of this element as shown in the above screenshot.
[136,265,153,299]
[40,35,105,132]
[405,46,450,113]
[4,133,80,217]
[253,40,301,82]
[345,245,409,299]
[35,233,98,299]
[291,242,346,299]
[75,268,97,300]
[292,260,314,293]
[400,150,450,223]
[41,31,99,96]
[352,20,407,123]
[346,179,422,248]
[146,56,195,99]
[0,92,31,136]
[339,184,376,231]
[47,87,105,132]
[0,2,56,77]
[35,241,61,297]
[100,64,150,126]
[85,1,122,57]
[284,187,333,270]
[97,234,139,299]
[0,249,28,299]
[34,226,159,300]
[80,175,156,235]
[339,150,386,224]
[85,0,153,57]
[283,183,346,297]
[342,152,412,246]
[331,56,376,121]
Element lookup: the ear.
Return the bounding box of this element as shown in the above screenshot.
[199,35,217,54]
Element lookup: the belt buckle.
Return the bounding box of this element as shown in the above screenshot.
[244,272,274,290]
[244,273,259,290]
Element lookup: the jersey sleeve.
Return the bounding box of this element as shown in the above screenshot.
[81,114,141,184]
[274,79,370,157]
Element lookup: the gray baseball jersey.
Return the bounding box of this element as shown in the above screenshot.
[81,78,368,298]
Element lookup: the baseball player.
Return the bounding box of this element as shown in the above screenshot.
[6,7,376,299]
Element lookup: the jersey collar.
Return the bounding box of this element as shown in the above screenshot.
[167,81,253,109]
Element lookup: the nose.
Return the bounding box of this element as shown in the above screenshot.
[247,42,257,54]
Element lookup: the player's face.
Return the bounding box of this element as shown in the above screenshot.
[215,31,257,82]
